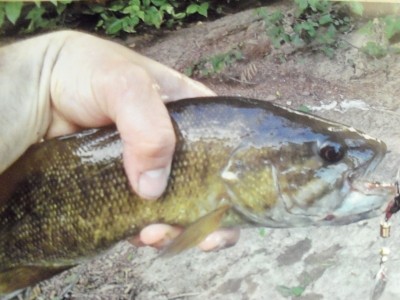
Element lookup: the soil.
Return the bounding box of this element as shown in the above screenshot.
[6,2,400,300]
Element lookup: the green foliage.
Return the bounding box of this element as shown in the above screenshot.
[383,15,400,40]
[258,228,267,237]
[361,41,388,58]
[298,104,311,113]
[0,1,71,35]
[347,2,364,16]
[256,9,288,48]
[257,0,351,57]
[359,16,400,58]
[276,272,312,298]
[0,0,217,36]
[187,49,243,77]
[88,0,210,35]
[276,285,306,297]
[4,2,23,25]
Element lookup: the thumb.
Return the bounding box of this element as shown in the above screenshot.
[103,65,176,199]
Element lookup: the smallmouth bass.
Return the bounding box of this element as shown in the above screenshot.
[0,97,393,294]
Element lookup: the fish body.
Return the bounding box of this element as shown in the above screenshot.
[0,97,391,293]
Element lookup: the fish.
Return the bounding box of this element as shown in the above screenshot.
[0,96,393,294]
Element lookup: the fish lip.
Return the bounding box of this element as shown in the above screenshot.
[350,180,396,196]
[320,180,395,224]
[321,210,378,225]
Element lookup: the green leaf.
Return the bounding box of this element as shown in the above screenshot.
[258,228,267,237]
[268,10,284,23]
[109,3,125,12]
[198,2,209,17]
[96,19,104,29]
[298,104,311,113]
[308,0,320,12]
[129,0,141,6]
[315,0,330,12]
[87,4,105,14]
[173,12,186,19]
[276,285,306,297]
[106,18,124,35]
[256,7,268,19]
[295,0,308,12]
[276,285,293,297]
[137,9,145,20]
[144,6,162,28]
[127,252,134,261]
[322,46,335,58]
[319,14,332,25]
[184,66,193,77]
[56,3,69,15]
[5,1,23,25]
[384,16,400,40]
[186,4,199,15]
[25,6,45,21]
[121,16,139,33]
[361,41,387,58]
[160,4,174,15]
[24,6,48,33]
[291,286,306,296]
[151,0,166,6]
[122,5,140,15]
[358,21,373,35]
[291,34,304,47]
[348,2,364,16]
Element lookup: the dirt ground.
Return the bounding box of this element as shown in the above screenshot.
[7,2,400,300]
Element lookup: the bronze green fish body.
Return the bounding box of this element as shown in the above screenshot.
[0,97,391,293]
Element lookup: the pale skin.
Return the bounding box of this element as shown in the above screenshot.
[0,30,239,251]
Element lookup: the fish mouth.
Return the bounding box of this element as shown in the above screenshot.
[322,140,390,225]
[320,181,396,225]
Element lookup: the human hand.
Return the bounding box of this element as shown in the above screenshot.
[0,30,240,251]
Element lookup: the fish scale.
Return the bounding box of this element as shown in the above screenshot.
[0,97,392,294]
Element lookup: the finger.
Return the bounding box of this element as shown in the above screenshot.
[133,58,216,101]
[198,228,240,252]
[139,224,182,249]
[127,235,146,248]
[93,62,176,199]
[45,108,82,138]
[137,226,240,252]
[104,40,216,101]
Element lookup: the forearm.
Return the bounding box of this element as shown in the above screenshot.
[0,31,74,173]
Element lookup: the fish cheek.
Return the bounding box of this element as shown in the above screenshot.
[221,147,279,214]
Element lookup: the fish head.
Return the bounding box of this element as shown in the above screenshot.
[221,102,393,227]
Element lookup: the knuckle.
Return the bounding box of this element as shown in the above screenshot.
[135,127,176,159]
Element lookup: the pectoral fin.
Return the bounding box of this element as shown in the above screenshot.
[161,204,231,257]
[0,265,75,294]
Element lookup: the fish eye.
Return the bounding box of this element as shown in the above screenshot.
[319,141,345,163]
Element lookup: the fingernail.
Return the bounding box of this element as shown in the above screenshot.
[138,167,169,199]
[198,228,240,252]
[199,233,226,252]
[139,224,182,247]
